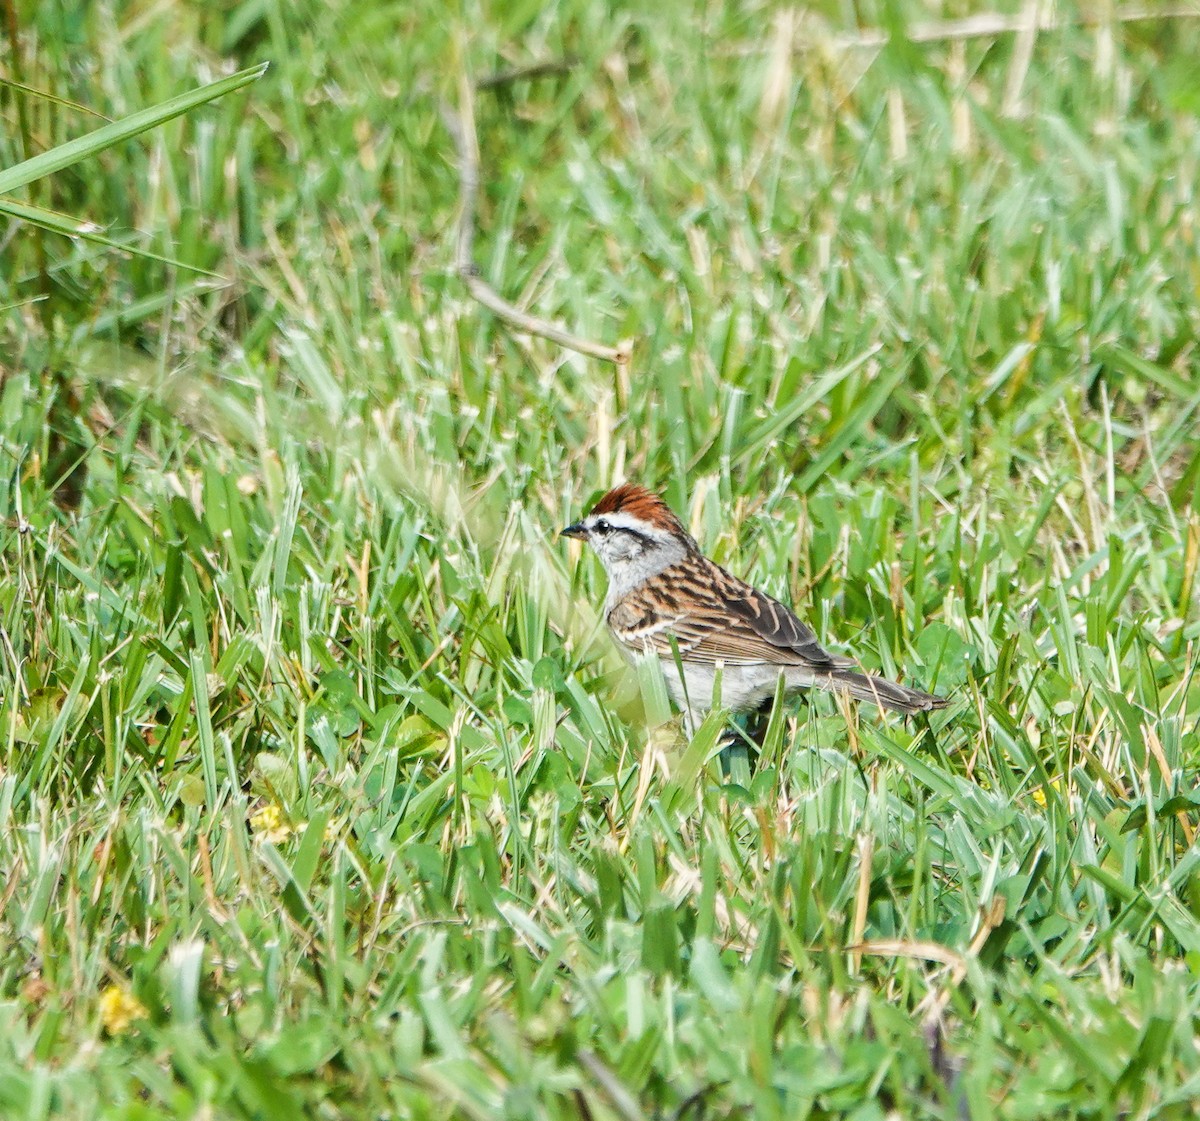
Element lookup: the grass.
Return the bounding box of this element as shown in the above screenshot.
[3,0,1200,1117]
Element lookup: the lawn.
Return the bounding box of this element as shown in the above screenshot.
[2,1,1200,1117]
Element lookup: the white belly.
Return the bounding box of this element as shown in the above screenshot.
[659,659,787,733]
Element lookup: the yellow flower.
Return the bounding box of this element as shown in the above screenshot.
[250,803,300,843]
[99,985,147,1035]
[1031,779,1064,808]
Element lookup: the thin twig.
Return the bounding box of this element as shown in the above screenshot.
[440,96,479,282]
[441,83,631,366]
[476,57,577,91]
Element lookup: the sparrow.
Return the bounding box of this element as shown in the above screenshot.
[562,483,948,734]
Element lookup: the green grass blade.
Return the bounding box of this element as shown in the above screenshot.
[0,63,268,196]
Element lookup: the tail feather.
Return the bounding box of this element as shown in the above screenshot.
[821,668,949,714]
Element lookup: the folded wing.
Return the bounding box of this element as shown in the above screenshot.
[608,557,852,670]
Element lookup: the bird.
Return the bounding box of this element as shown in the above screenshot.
[562,483,949,735]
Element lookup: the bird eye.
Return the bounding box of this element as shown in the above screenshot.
[595,518,611,534]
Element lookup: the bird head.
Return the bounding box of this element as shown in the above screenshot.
[562,483,695,586]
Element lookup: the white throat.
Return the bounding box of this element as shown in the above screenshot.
[599,532,689,611]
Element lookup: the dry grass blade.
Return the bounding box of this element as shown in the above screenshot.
[835,4,1200,48]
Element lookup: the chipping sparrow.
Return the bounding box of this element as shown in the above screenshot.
[563,483,948,734]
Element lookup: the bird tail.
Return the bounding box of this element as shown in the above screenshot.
[819,668,949,714]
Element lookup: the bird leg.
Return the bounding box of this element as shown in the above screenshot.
[715,699,773,782]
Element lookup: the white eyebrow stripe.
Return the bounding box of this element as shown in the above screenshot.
[590,511,655,534]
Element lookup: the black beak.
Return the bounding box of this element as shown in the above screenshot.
[560,523,587,540]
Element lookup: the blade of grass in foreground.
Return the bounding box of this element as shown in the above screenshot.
[0,196,226,276]
[0,62,268,196]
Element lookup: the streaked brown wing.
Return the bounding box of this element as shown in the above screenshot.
[710,563,849,667]
[607,557,850,669]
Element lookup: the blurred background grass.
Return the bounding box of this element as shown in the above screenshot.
[3,1,1200,1117]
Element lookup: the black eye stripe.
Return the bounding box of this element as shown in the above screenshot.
[590,517,652,545]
